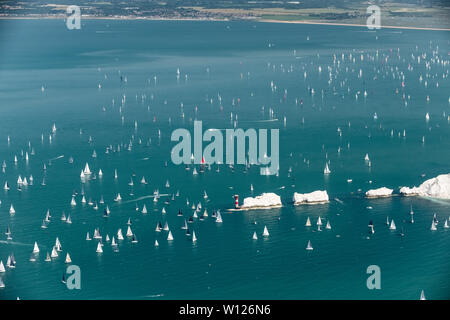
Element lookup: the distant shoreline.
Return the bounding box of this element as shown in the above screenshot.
[0,15,449,31]
[260,19,450,31]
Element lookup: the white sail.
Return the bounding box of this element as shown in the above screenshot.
[33,241,39,253]
[444,219,449,229]
[252,232,258,240]
[216,211,223,223]
[84,163,91,175]
[86,232,91,240]
[111,237,117,246]
[155,240,159,247]
[326,221,331,230]
[389,219,396,230]
[71,197,76,206]
[98,169,103,177]
[167,231,174,241]
[317,216,322,226]
[420,290,426,300]
[126,226,133,237]
[431,221,437,231]
[9,204,15,214]
[65,253,72,263]
[306,240,313,250]
[96,242,103,253]
[324,163,331,174]
[192,231,197,242]
[263,226,269,237]
[305,217,311,227]
[51,247,58,258]
[0,260,5,273]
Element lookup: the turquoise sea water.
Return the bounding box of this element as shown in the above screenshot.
[0,19,449,299]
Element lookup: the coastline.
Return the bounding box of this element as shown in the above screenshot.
[0,15,449,31]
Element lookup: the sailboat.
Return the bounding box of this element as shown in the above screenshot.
[0,278,4,289]
[306,240,313,251]
[216,211,223,223]
[142,204,147,214]
[111,237,117,246]
[252,232,258,240]
[420,290,426,300]
[86,232,91,241]
[9,204,15,215]
[444,219,449,229]
[430,221,437,231]
[141,176,147,184]
[0,260,5,273]
[71,197,76,206]
[325,221,331,230]
[83,163,91,175]
[262,226,269,237]
[4,181,9,191]
[33,242,39,253]
[154,240,159,247]
[324,163,331,174]
[305,217,311,227]
[389,219,396,230]
[126,226,133,237]
[317,217,322,226]
[53,238,61,251]
[65,253,72,264]
[163,222,169,231]
[181,220,188,230]
[61,273,66,284]
[131,235,138,243]
[51,247,58,258]
[45,252,51,262]
[117,229,124,240]
[96,242,103,253]
[192,231,197,242]
[167,231,174,241]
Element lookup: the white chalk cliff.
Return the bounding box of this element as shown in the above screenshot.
[400,173,450,199]
[241,193,282,209]
[365,187,394,198]
[293,190,329,204]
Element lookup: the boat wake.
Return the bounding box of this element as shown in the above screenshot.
[0,240,33,247]
[141,293,165,298]
[121,194,169,204]
[49,155,64,161]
